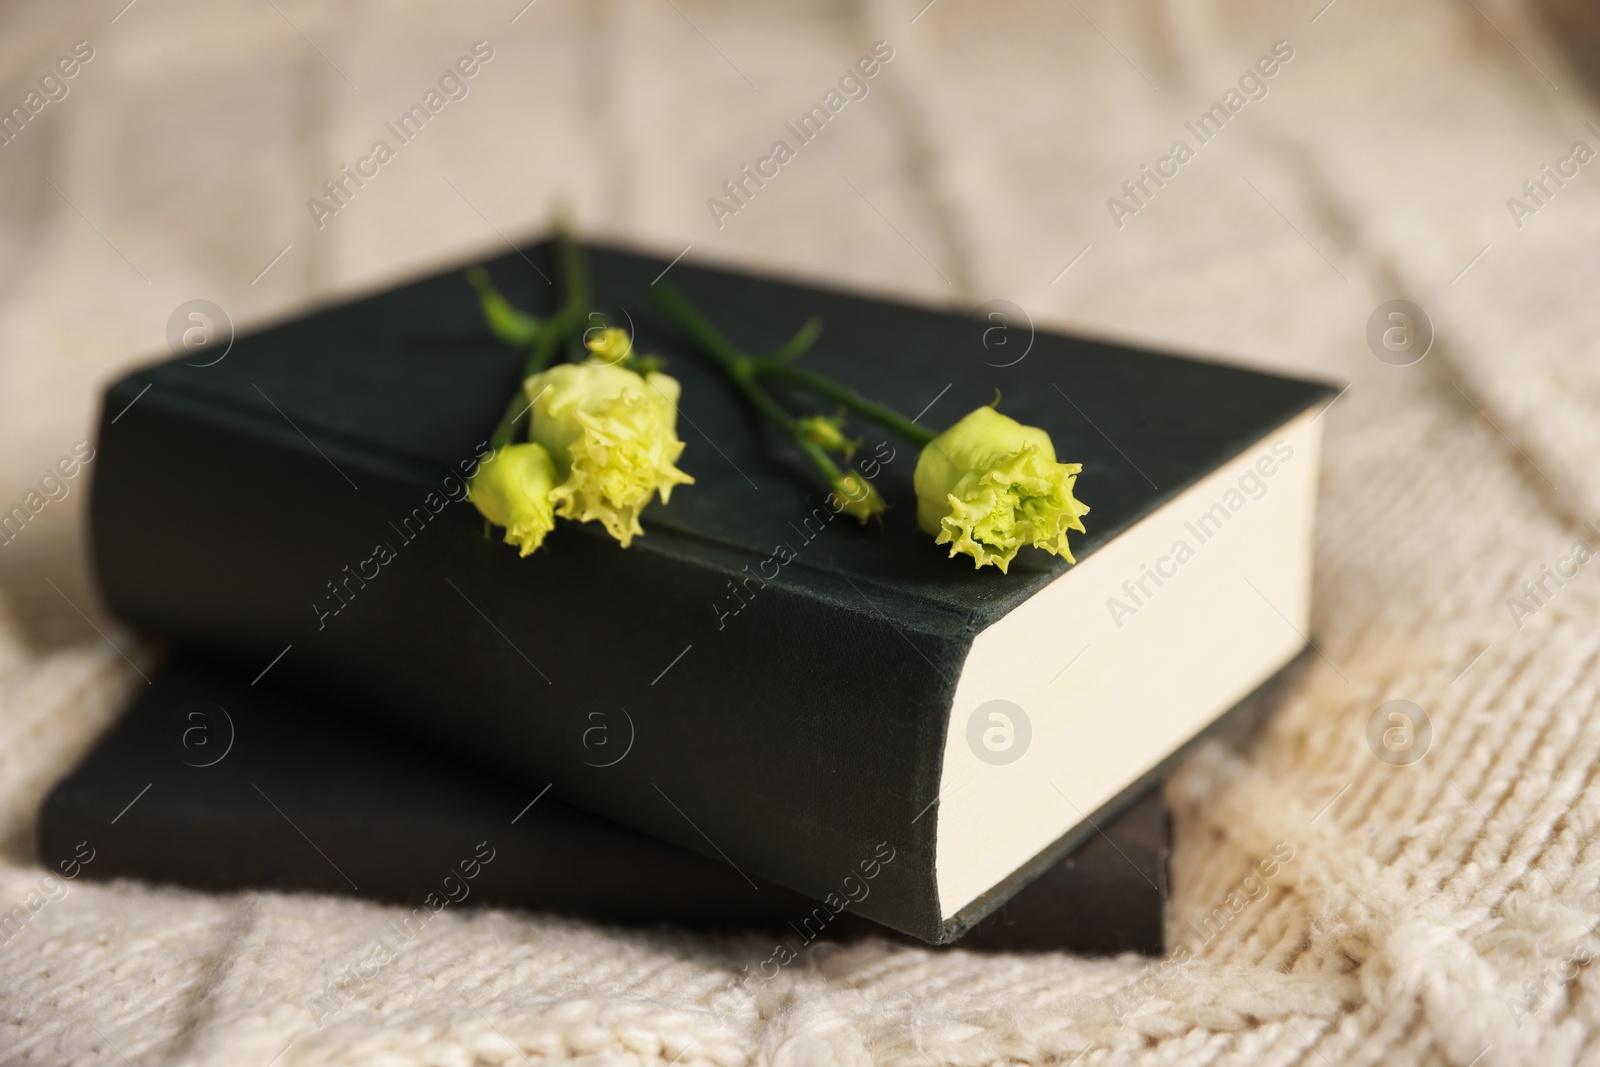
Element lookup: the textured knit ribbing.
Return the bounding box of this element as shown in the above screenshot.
[4,0,1600,1064]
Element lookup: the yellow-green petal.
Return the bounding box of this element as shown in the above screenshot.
[524,362,694,547]
[467,442,558,557]
[912,405,1088,573]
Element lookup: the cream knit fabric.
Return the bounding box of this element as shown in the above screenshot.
[3,1,1599,1064]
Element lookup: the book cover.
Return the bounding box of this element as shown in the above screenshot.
[88,238,1332,942]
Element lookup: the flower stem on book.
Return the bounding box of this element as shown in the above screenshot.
[653,284,1087,570]
[652,284,886,522]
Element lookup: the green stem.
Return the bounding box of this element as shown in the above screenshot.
[656,285,935,451]
[734,371,846,484]
[796,436,844,483]
[556,227,590,324]
[486,231,593,448]
[766,317,822,364]
[758,363,935,449]
[553,227,592,364]
[489,391,528,451]
[652,285,742,374]
[523,324,562,378]
[654,285,845,485]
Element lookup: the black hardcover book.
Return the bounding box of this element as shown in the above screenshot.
[39,658,1168,955]
[89,238,1331,943]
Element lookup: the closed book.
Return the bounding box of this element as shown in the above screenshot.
[89,238,1333,943]
[38,657,1169,955]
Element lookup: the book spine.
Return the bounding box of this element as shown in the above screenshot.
[89,374,965,940]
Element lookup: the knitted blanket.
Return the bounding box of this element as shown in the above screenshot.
[2,1,1598,1064]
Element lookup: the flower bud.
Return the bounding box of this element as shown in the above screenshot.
[525,361,694,547]
[913,406,1088,572]
[830,471,887,523]
[467,443,557,556]
[798,413,859,461]
[584,326,633,366]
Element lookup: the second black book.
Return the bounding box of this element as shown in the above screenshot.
[40,659,1169,956]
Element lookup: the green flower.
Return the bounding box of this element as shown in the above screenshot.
[830,471,887,523]
[467,443,558,557]
[913,406,1088,573]
[525,361,694,547]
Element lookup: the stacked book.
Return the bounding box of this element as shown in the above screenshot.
[52,240,1332,952]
